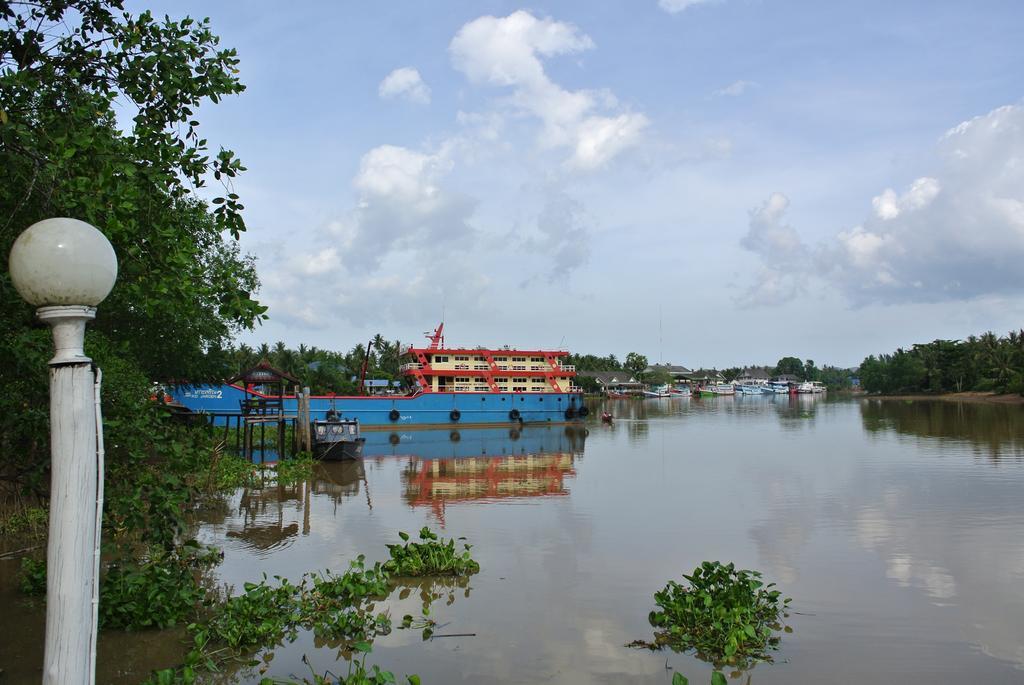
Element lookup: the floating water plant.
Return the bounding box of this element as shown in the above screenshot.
[645,561,790,664]
[384,527,480,577]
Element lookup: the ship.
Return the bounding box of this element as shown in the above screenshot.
[168,323,588,428]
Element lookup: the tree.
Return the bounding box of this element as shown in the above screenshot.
[1,1,263,492]
[624,352,648,379]
[773,357,804,378]
[722,367,742,382]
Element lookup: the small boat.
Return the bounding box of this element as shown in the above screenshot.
[735,384,764,395]
[312,408,366,460]
[710,384,735,396]
[606,391,630,399]
[670,387,691,397]
[601,412,613,423]
[643,385,672,398]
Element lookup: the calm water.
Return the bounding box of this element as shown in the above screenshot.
[3,396,1024,683]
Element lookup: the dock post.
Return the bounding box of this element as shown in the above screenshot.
[303,387,312,452]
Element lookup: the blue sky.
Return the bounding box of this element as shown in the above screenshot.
[139,1,1024,367]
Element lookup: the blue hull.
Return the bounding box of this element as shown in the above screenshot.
[169,384,587,428]
[361,424,587,459]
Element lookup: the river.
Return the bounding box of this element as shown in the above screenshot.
[2,395,1024,683]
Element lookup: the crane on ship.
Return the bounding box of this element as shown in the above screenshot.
[425,322,445,349]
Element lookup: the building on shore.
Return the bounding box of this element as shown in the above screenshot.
[578,370,645,395]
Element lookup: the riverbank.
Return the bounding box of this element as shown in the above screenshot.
[864,391,1024,405]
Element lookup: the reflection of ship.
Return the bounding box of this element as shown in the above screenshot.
[362,425,587,459]
[403,452,577,522]
[379,426,587,522]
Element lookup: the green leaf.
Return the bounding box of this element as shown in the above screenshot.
[711,673,727,685]
[352,641,372,653]
[672,673,689,685]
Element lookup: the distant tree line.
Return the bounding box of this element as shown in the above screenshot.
[225,335,403,394]
[858,331,1024,395]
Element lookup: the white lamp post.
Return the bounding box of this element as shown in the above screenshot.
[8,218,117,685]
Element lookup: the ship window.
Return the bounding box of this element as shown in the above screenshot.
[531,357,543,362]
[494,357,507,362]
[454,355,469,361]
[511,356,526,362]
[433,356,448,363]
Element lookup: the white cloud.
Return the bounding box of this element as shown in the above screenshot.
[378,67,431,104]
[658,0,720,14]
[449,10,647,170]
[871,177,940,220]
[341,144,476,271]
[525,191,592,283]
[736,193,809,307]
[712,80,757,97]
[740,102,1024,307]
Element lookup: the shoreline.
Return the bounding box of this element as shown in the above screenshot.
[862,391,1024,406]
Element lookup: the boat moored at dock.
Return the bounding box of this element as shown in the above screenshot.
[169,324,588,429]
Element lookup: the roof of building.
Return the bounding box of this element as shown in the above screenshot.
[646,363,692,375]
[227,358,299,386]
[579,370,642,386]
[685,368,725,380]
[737,366,772,379]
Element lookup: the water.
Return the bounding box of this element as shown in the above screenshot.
[3,396,1024,683]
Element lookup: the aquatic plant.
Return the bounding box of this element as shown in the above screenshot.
[18,557,46,596]
[270,454,317,486]
[18,540,220,630]
[384,527,480,577]
[646,561,790,664]
[672,672,728,685]
[259,646,421,685]
[99,549,211,630]
[0,505,48,538]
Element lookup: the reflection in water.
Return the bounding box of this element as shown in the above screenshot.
[6,401,1024,684]
[860,399,1024,459]
[403,453,577,522]
[394,426,585,523]
[228,461,369,555]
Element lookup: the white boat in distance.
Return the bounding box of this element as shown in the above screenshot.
[798,381,827,394]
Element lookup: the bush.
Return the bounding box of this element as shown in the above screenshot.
[647,561,790,664]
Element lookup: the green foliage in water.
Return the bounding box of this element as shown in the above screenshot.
[99,549,212,630]
[384,527,480,577]
[19,541,220,629]
[259,646,421,685]
[647,561,790,664]
[671,672,728,685]
[147,556,401,683]
[270,454,317,487]
[18,557,46,596]
[0,506,48,537]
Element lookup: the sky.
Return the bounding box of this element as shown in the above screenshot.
[136,0,1024,368]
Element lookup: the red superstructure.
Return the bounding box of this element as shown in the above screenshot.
[399,324,579,394]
